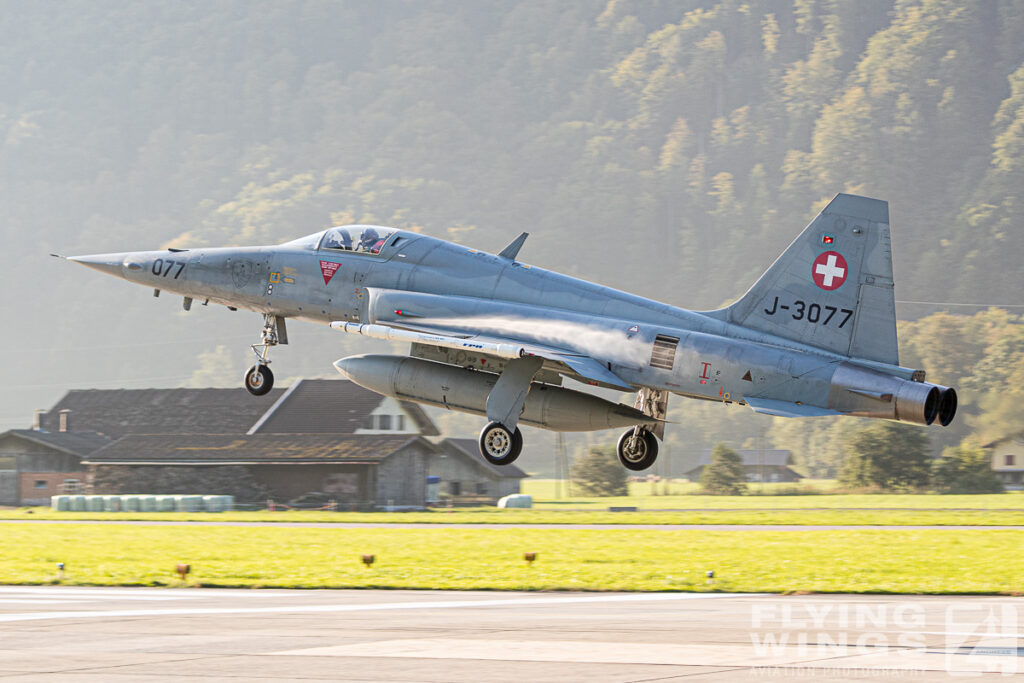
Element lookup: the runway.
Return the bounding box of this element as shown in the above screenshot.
[0,587,1020,681]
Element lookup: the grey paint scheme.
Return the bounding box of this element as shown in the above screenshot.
[66,194,955,436]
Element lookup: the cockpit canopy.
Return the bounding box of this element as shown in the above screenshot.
[281,225,399,256]
[319,225,396,254]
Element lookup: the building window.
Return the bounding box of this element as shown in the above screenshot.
[377,414,391,430]
[1007,454,1016,467]
[34,480,48,489]
[476,482,488,495]
[396,414,405,431]
[449,481,461,496]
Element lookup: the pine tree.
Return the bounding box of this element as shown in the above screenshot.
[839,422,931,491]
[571,445,628,497]
[700,443,747,495]
[932,444,1003,494]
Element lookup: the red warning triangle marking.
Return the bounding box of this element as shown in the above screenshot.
[742,370,753,382]
[319,260,341,284]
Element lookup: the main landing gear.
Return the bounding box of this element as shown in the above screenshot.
[615,387,666,471]
[479,421,524,466]
[616,426,659,471]
[244,314,287,396]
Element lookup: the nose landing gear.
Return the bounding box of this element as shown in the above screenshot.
[244,314,287,396]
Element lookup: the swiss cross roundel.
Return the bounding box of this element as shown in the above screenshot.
[811,251,848,291]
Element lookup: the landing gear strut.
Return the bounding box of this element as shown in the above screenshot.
[244,314,286,396]
[616,426,659,471]
[479,421,524,466]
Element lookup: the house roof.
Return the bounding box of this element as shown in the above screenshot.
[84,434,429,465]
[439,438,529,479]
[249,379,438,436]
[982,435,1024,449]
[0,429,111,457]
[40,387,285,439]
[690,449,793,468]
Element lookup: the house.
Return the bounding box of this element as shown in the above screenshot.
[247,378,437,436]
[6,378,447,508]
[428,438,529,503]
[84,433,434,509]
[982,435,1024,490]
[684,449,802,483]
[0,426,110,505]
[37,387,285,439]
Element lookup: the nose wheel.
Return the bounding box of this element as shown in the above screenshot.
[244,314,286,396]
[244,364,274,396]
[478,421,524,466]
[616,427,658,471]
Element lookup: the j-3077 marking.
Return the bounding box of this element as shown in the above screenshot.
[763,296,853,327]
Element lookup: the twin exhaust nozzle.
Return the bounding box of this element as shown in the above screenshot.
[922,384,957,427]
[831,363,957,427]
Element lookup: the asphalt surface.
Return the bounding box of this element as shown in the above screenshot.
[0,587,1020,681]
[2,520,1023,530]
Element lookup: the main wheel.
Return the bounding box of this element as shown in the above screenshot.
[478,421,524,465]
[616,428,659,471]
[244,364,274,396]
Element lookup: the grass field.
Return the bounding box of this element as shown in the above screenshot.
[3,507,1024,525]
[4,486,1024,526]
[522,480,1024,509]
[1,523,1020,594]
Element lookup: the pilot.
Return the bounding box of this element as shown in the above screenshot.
[324,230,352,250]
[358,228,384,253]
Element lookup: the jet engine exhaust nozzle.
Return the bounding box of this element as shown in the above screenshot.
[933,386,957,427]
[829,362,956,427]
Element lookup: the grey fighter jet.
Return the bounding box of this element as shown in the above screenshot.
[63,193,956,470]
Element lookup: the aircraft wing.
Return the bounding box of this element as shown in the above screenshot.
[330,320,634,391]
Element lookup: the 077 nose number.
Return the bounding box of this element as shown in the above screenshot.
[763,296,853,328]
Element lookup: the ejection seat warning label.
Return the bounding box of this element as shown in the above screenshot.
[319,260,341,285]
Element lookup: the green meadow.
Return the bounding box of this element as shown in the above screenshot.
[1,523,1021,594]
[4,485,1024,526]
[3,507,1024,525]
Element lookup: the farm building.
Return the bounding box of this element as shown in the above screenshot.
[2,378,527,507]
[983,434,1024,490]
[684,449,802,483]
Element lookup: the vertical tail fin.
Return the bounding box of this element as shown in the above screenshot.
[710,193,898,365]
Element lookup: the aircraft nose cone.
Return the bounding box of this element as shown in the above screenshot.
[67,253,129,278]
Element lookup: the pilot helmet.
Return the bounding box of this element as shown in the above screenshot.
[358,228,380,250]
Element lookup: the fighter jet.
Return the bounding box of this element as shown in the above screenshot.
[62,193,956,470]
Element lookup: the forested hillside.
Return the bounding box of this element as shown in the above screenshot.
[3,1,1023,474]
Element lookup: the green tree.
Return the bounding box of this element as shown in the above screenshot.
[839,422,931,491]
[571,445,628,497]
[700,443,747,495]
[931,444,1002,494]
